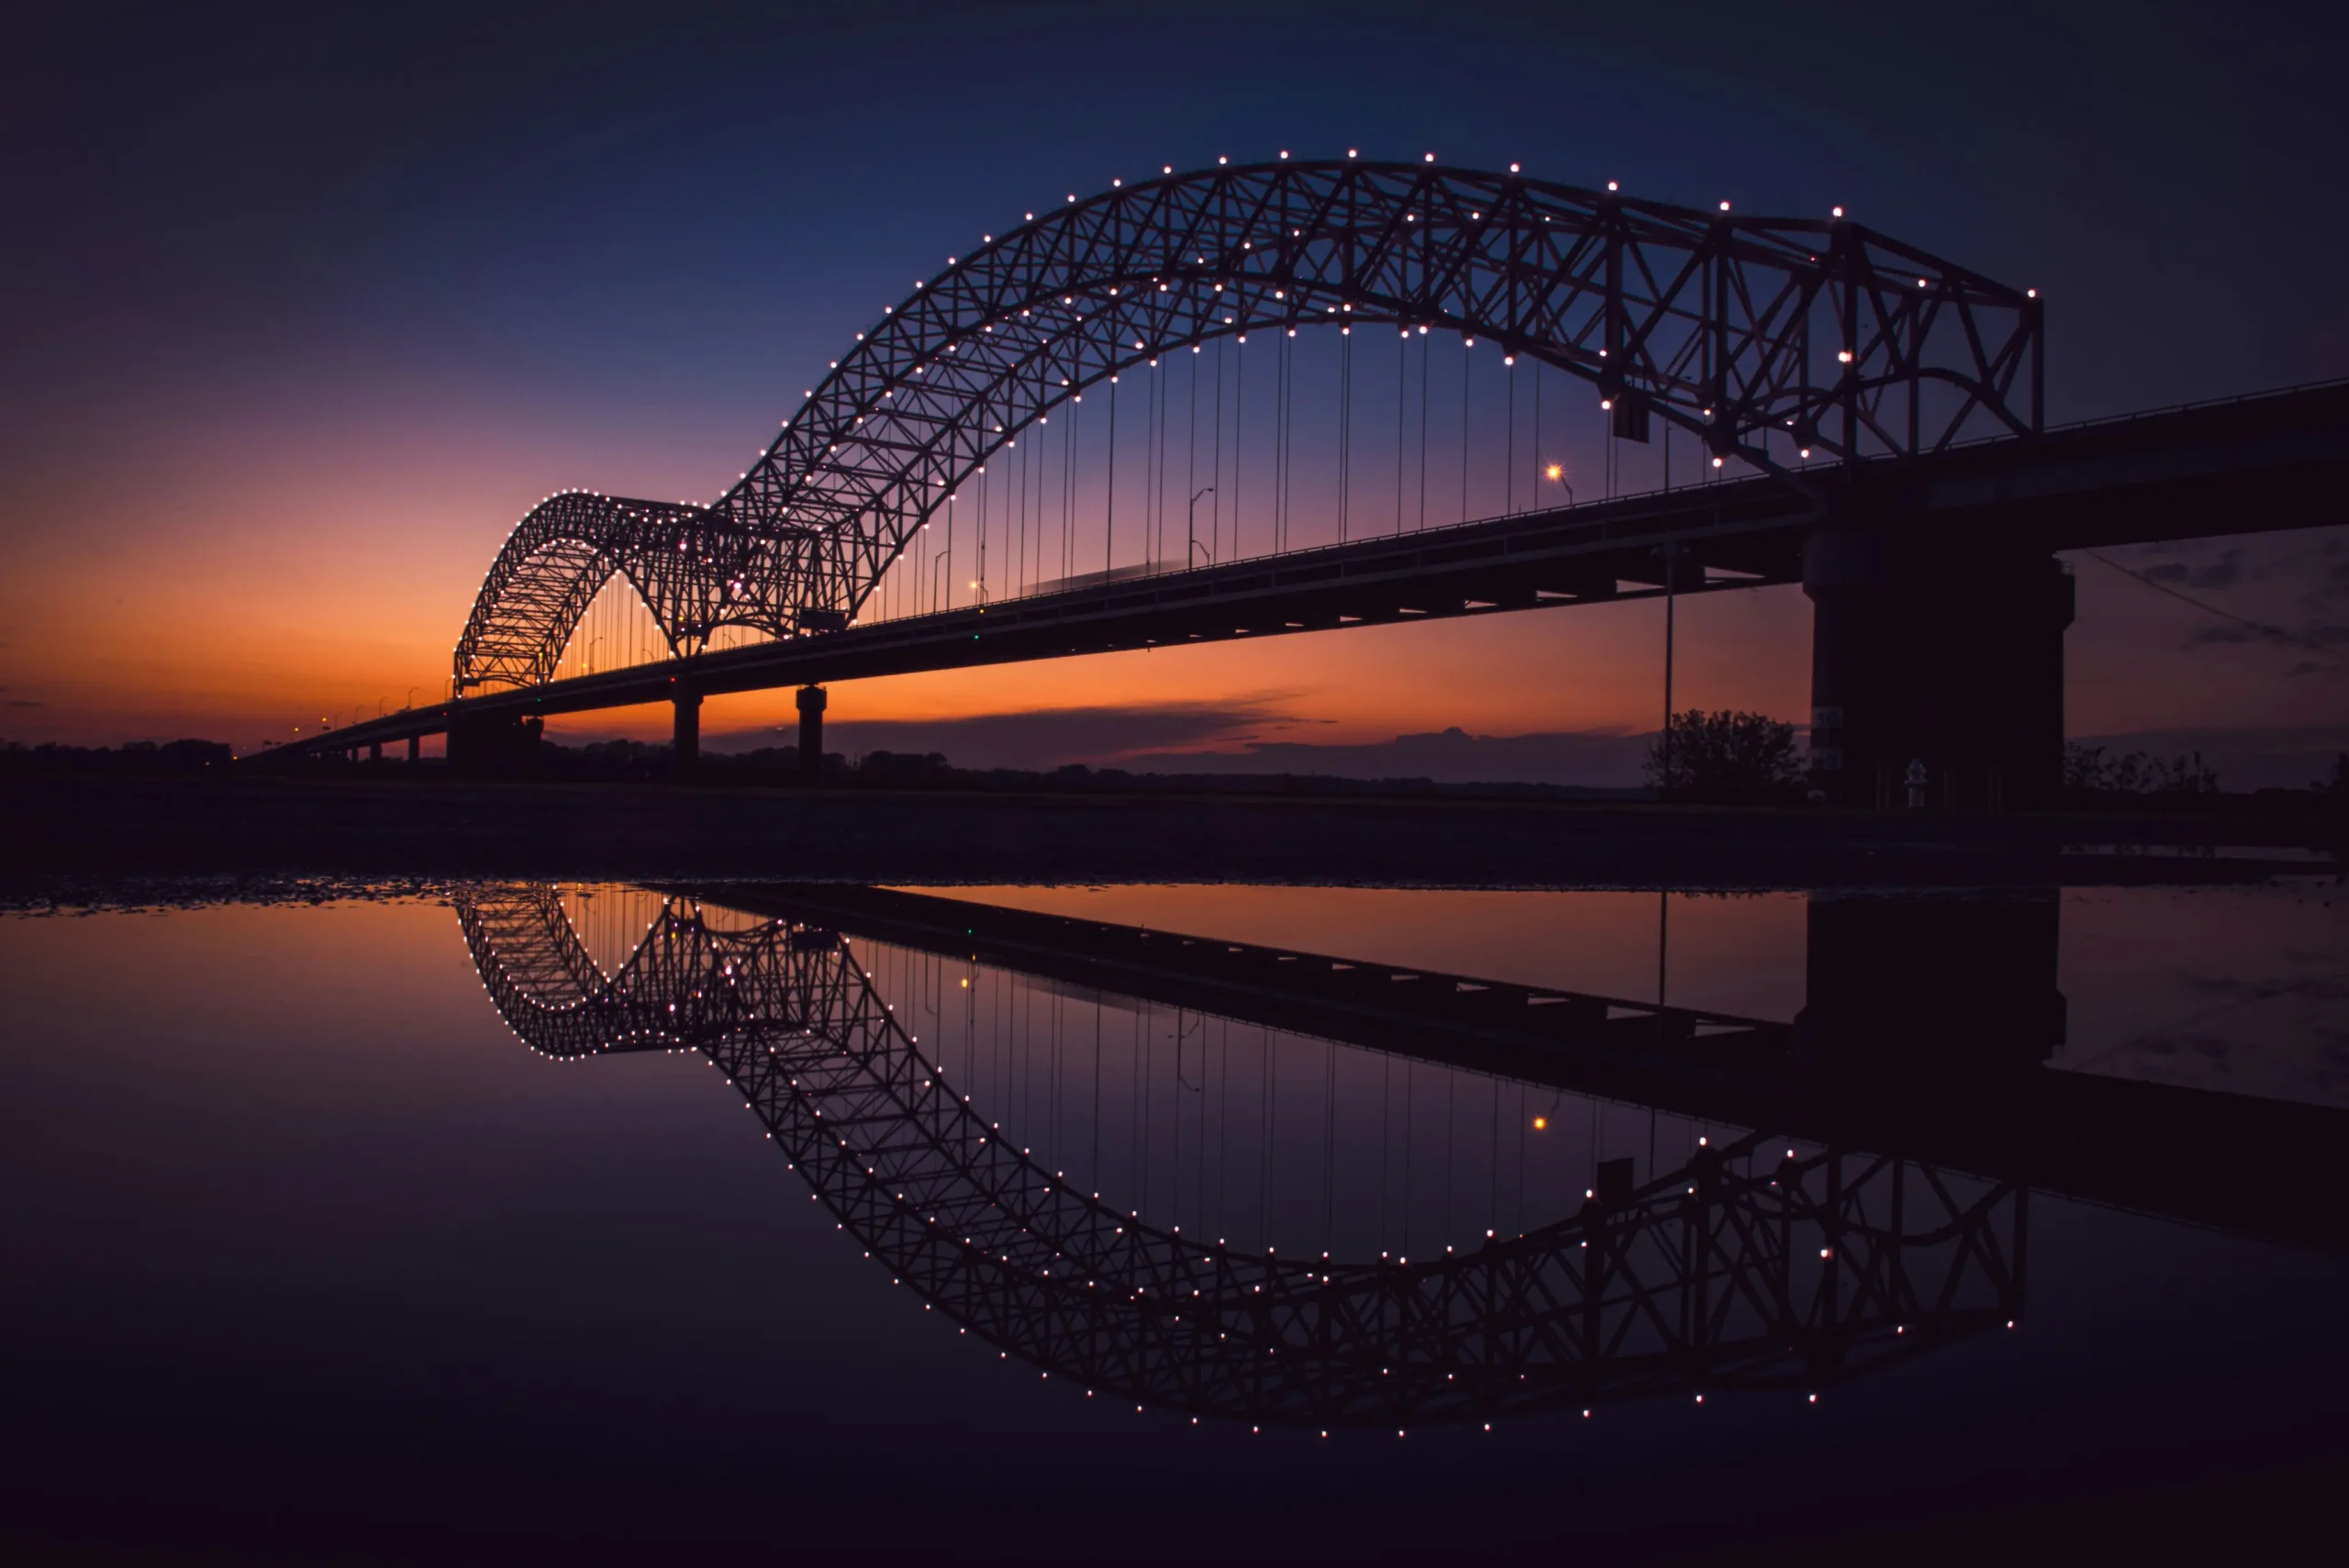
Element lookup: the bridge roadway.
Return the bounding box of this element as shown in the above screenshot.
[724,882,2349,1253]
[272,379,2349,780]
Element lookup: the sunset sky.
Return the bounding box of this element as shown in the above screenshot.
[6,3,2344,786]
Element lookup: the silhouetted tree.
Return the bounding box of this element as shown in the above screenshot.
[1644,709,1803,803]
[2063,743,2221,799]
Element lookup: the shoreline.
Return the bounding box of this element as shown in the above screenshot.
[6,773,2337,893]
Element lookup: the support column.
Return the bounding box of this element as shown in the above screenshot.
[1805,529,2073,809]
[796,684,828,784]
[407,734,421,763]
[672,685,702,779]
[368,741,382,762]
[1795,892,2065,1079]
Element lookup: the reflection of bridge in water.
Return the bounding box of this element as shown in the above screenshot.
[454,884,2340,1429]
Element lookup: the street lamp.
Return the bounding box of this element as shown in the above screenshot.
[1186,485,1215,566]
[1545,463,1575,506]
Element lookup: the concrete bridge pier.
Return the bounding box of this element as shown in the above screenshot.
[796,685,827,783]
[1804,529,2074,809]
[447,712,542,775]
[1795,892,2065,1078]
[672,686,701,778]
[406,734,420,763]
[368,741,382,762]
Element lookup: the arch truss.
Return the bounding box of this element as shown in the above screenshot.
[456,884,2024,1427]
[454,159,2042,691]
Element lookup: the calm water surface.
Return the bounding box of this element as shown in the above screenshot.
[4,880,2344,1562]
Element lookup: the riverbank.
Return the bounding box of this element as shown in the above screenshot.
[4,772,2337,893]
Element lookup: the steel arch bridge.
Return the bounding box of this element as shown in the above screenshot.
[454,883,2022,1429]
[452,159,2040,693]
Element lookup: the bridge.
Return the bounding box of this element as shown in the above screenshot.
[268,158,2349,806]
[451,879,2340,1430]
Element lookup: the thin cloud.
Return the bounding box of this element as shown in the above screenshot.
[709,695,1302,772]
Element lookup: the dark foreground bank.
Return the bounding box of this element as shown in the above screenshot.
[5,773,2338,891]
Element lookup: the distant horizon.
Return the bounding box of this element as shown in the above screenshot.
[21,717,2343,795]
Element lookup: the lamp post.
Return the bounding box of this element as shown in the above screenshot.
[1186,485,1215,568]
[1544,463,1575,506]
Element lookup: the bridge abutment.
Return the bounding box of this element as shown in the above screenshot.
[446,713,542,775]
[672,687,701,778]
[1804,530,2073,809]
[796,685,827,783]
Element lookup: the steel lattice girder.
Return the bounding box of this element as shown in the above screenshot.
[451,160,2039,691]
[455,885,2023,1427]
[451,493,707,694]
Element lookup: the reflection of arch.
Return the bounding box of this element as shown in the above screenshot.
[456,884,2023,1427]
[452,161,2040,689]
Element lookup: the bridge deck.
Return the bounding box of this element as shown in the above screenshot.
[273,380,2349,761]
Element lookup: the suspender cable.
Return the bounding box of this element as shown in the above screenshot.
[1277,328,1297,553]
[1213,335,1226,562]
[1338,326,1353,542]
[1460,334,1472,525]
[1259,1025,1272,1243]
[1322,1039,1336,1251]
[1419,327,1430,530]
[1186,338,1198,572]
[1228,333,1240,559]
[1402,1062,1414,1256]
[1397,328,1408,535]
[1146,353,1160,571]
[1444,1069,1457,1247]
[1280,328,1296,550]
[1156,350,1169,569]
[1506,354,1516,515]
[1105,373,1119,576]
[1489,1076,1501,1232]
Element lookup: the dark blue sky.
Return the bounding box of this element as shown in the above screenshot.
[18,0,2344,428]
